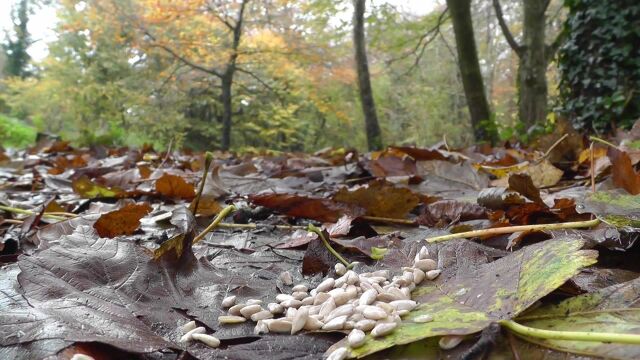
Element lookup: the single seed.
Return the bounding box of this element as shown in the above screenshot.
[221,295,236,308]
[371,322,397,337]
[388,287,409,300]
[267,319,293,333]
[303,315,324,330]
[426,269,442,280]
[326,347,348,360]
[228,303,246,316]
[359,288,377,306]
[301,296,315,306]
[414,314,434,323]
[192,333,220,348]
[345,285,358,299]
[349,313,364,322]
[371,270,391,279]
[369,276,387,284]
[292,291,308,300]
[374,302,395,314]
[180,320,197,333]
[267,302,284,314]
[419,246,429,260]
[316,278,335,292]
[399,287,412,299]
[372,283,385,294]
[179,326,206,343]
[319,297,336,318]
[348,329,366,348]
[292,284,308,293]
[251,310,273,322]
[281,299,303,308]
[291,306,309,334]
[325,304,354,322]
[310,288,318,297]
[389,300,417,312]
[218,315,247,324]
[70,355,95,360]
[286,307,297,319]
[308,305,321,315]
[239,304,262,319]
[322,315,348,330]
[246,298,263,305]
[359,280,374,292]
[414,259,437,272]
[439,335,464,350]
[346,271,359,285]
[329,288,350,306]
[362,306,387,320]
[376,291,402,302]
[344,320,354,330]
[335,263,347,276]
[254,320,269,334]
[279,271,294,285]
[276,294,294,303]
[314,292,331,305]
[397,309,410,317]
[355,319,376,332]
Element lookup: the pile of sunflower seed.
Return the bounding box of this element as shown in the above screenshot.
[181,245,442,359]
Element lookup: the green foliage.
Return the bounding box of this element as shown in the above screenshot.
[0,113,36,148]
[558,0,640,133]
[2,0,32,78]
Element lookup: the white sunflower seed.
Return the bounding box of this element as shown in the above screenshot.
[326,347,348,360]
[355,319,376,332]
[292,284,308,293]
[267,319,293,333]
[439,335,464,350]
[426,269,442,280]
[419,246,429,260]
[347,329,366,348]
[325,304,354,322]
[389,300,417,312]
[291,306,309,334]
[281,299,303,308]
[246,298,263,305]
[267,302,284,314]
[371,322,397,337]
[319,297,336,318]
[179,326,206,343]
[362,306,387,320]
[239,304,262,319]
[228,303,246,316]
[218,315,246,324]
[276,294,295,303]
[279,271,294,286]
[413,314,434,323]
[301,296,315,306]
[254,320,269,334]
[292,291,308,300]
[414,259,437,272]
[314,292,331,305]
[322,315,348,330]
[359,288,377,306]
[71,354,95,360]
[191,333,220,348]
[303,315,324,330]
[335,263,347,276]
[221,295,236,308]
[180,320,197,333]
[251,310,273,322]
[316,277,335,292]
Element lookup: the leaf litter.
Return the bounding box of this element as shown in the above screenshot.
[2,129,640,359]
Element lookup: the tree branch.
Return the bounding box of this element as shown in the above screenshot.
[546,30,565,63]
[492,0,523,57]
[144,30,222,78]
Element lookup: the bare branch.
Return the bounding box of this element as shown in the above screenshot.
[492,0,523,56]
[144,31,222,78]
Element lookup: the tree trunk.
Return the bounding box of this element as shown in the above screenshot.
[221,74,233,151]
[353,0,383,151]
[446,0,495,144]
[519,0,548,128]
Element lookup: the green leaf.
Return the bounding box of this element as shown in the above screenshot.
[514,277,640,358]
[337,238,597,358]
[578,190,640,229]
[370,247,388,260]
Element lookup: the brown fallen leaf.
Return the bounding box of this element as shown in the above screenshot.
[72,176,123,198]
[608,147,640,194]
[519,159,564,188]
[155,173,196,200]
[93,203,152,238]
[249,193,365,222]
[332,180,420,219]
[508,173,544,205]
[366,149,417,177]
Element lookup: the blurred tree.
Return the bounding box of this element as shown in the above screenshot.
[353,0,382,151]
[2,0,32,78]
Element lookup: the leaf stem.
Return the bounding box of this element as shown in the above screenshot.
[425,219,600,243]
[589,136,620,150]
[360,215,416,225]
[193,204,236,244]
[0,205,68,221]
[217,222,305,230]
[190,151,214,214]
[500,319,640,344]
[307,224,353,269]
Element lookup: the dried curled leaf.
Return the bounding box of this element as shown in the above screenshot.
[93,203,152,238]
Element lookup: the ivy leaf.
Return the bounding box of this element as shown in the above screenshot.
[332,238,597,358]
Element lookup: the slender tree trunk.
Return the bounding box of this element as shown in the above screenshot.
[353,0,383,151]
[519,0,548,128]
[446,0,496,144]
[221,74,233,151]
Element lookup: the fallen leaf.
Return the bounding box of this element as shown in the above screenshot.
[366,149,417,177]
[249,193,365,222]
[477,187,526,209]
[332,180,420,219]
[608,147,640,194]
[416,200,487,227]
[508,173,544,205]
[93,203,152,238]
[71,176,122,198]
[520,160,564,188]
[337,238,597,358]
[578,190,640,229]
[155,173,196,200]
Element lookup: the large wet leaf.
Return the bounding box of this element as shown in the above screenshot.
[340,238,597,358]
[578,190,640,229]
[514,276,640,359]
[332,180,420,219]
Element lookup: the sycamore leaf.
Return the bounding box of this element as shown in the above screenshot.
[514,277,640,359]
[336,238,597,358]
[578,190,640,229]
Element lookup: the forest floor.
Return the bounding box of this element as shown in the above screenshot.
[2,124,640,360]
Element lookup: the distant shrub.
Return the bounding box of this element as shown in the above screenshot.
[0,114,37,148]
